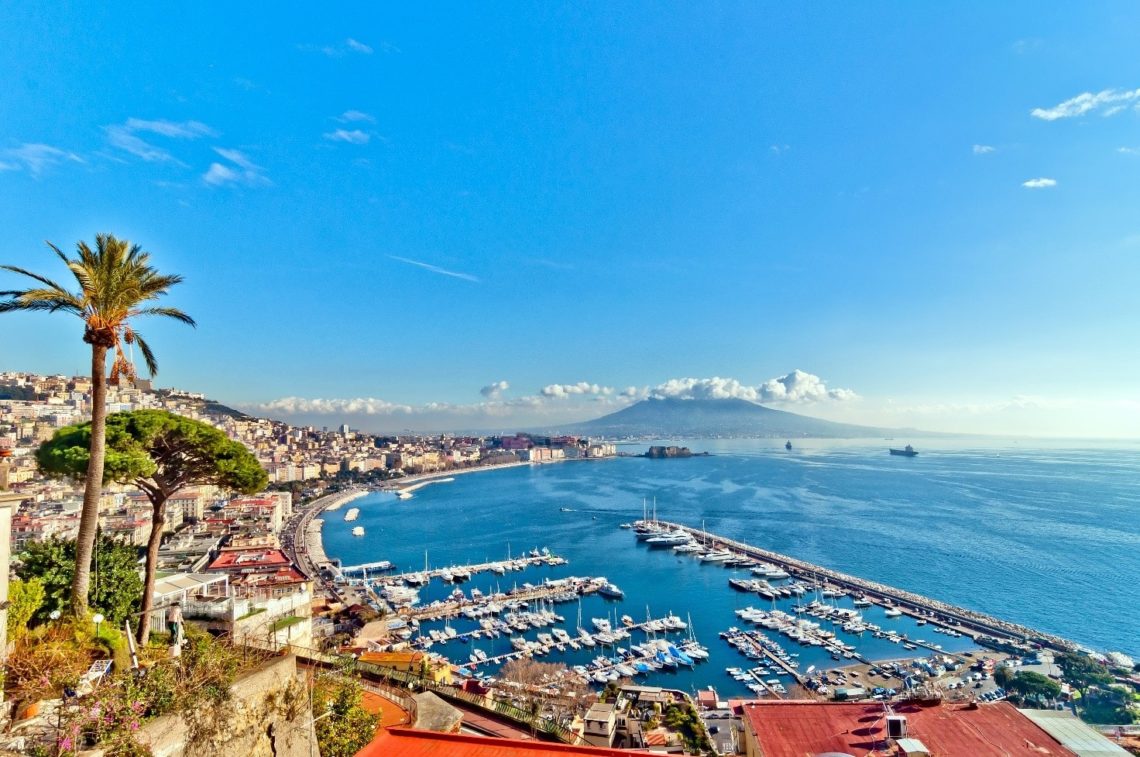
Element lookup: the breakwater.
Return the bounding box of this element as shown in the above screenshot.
[657,520,1077,654]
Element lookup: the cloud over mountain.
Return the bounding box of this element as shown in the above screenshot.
[541,382,614,398]
[649,371,856,404]
[242,370,857,433]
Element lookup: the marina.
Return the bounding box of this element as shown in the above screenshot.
[320,442,1139,699]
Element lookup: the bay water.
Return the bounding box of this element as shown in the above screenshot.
[321,438,1140,696]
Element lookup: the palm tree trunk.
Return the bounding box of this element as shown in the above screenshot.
[137,497,166,645]
[71,343,108,617]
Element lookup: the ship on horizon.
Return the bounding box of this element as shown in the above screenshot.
[889,444,918,457]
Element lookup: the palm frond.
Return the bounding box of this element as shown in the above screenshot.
[0,264,71,293]
[0,289,84,314]
[133,332,159,376]
[131,307,197,326]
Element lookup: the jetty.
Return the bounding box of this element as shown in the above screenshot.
[339,560,397,578]
[723,628,809,688]
[345,552,567,588]
[647,520,1076,654]
[401,575,604,622]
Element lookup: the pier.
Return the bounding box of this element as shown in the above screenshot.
[339,560,397,577]
[724,629,808,689]
[346,553,567,588]
[400,575,605,622]
[653,520,1074,653]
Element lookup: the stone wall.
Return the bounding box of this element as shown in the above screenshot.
[82,654,317,757]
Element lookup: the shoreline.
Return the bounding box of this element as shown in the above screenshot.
[379,460,531,493]
[298,488,370,574]
[301,461,535,581]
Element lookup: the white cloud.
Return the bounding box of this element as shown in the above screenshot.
[541,382,614,399]
[244,370,858,432]
[1022,177,1057,189]
[124,118,215,139]
[345,38,373,54]
[299,38,374,57]
[649,371,857,404]
[757,370,857,403]
[337,110,376,123]
[389,255,479,283]
[480,381,510,399]
[769,144,790,155]
[202,163,238,185]
[1119,147,1140,156]
[106,127,178,163]
[972,144,996,155]
[324,129,370,145]
[0,143,84,177]
[256,397,412,415]
[202,147,270,187]
[1030,87,1140,121]
[105,118,216,164]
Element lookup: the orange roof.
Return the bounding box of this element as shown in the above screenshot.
[356,727,640,757]
[359,651,425,665]
[741,700,1076,757]
[360,691,411,728]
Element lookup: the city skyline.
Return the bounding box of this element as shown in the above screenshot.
[3,3,1140,437]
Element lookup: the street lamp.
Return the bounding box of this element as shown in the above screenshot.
[93,613,105,636]
[49,609,62,621]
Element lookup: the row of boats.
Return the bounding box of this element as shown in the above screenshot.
[399,550,566,588]
[389,575,617,618]
[570,638,711,684]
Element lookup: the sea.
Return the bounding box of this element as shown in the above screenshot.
[321,438,1140,697]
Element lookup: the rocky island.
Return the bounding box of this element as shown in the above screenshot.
[642,445,710,459]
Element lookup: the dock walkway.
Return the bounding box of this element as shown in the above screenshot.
[347,554,565,587]
[400,576,603,622]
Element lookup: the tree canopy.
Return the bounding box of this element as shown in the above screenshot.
[17,535,143,625]
[1009,670,1063,702]
[37,409,267,642]
[1057,652,1114,692]
[37,409,267,498]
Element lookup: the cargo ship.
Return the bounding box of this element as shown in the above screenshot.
[889,444,918,457]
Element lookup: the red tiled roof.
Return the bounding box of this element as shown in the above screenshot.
[741,700,1076,757]
[356,728,638,757]
[206,548,292,571]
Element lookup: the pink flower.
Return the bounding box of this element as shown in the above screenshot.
[59,737,73,750]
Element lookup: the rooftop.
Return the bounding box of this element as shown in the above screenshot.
[360,650,426,665]
[206,549,292,571]
[741,700,1077,757]
[357,727,644,757]
[1017,709,1130,757]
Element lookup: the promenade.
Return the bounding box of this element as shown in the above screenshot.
[288,461,534,600]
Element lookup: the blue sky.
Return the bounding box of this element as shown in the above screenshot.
[2,2,1140,436]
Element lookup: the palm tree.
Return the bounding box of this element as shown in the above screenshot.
[0,234,194,616]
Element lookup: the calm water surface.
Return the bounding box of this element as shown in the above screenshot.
[322,438,1140,696]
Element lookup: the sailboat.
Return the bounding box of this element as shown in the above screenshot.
[405,549,430,586]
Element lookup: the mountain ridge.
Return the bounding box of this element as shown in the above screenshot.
[548,397,903,438]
